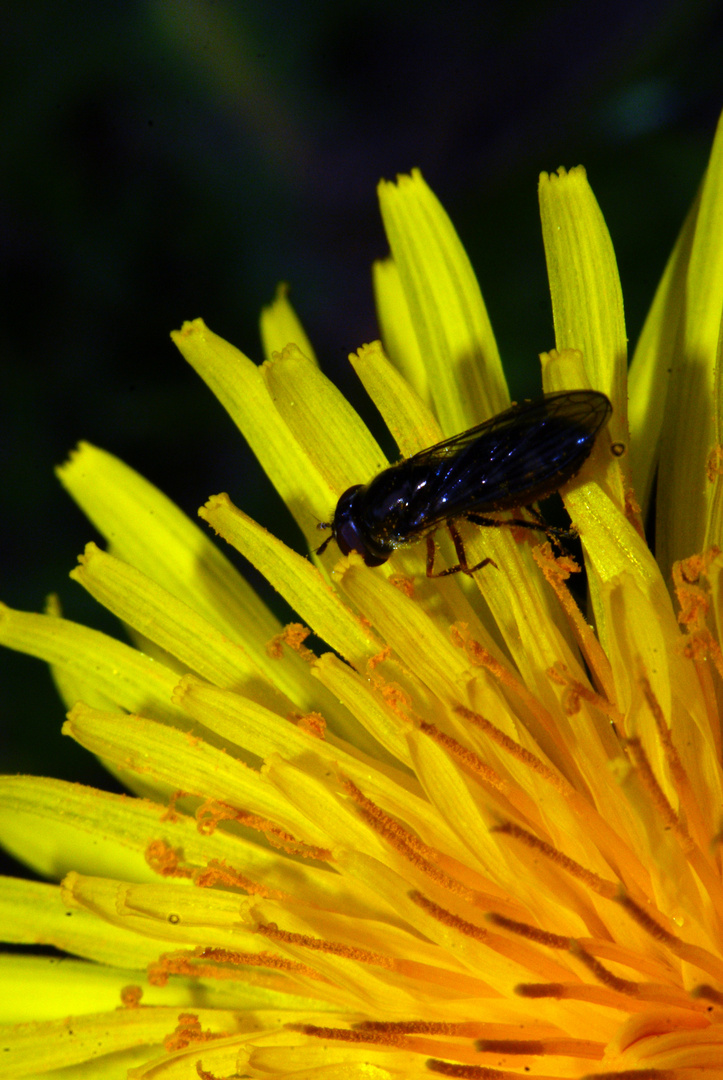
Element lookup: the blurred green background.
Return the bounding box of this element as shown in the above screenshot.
[2,0,723,821]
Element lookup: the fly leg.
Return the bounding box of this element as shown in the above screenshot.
[466,509,576,553]
[426,520,497,577]
[522,505,578,552]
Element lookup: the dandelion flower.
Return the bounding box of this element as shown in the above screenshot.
[3,116,723,1079]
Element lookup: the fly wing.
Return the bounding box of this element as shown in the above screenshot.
[399,390,612,526]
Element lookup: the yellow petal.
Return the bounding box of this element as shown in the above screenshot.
[538,166,626,401]
[538,166,631,522]
[199,493,380,663]
[0,992,244,1078]
[0,776,158,882]
[261,282,318,365]
[349,340,444,458]
[172,318,331,533]
[656,109,723,573]
[57,441,281,648]
[372,256,428,405]
[378,169,507,434]
[627,195,697,520]
[0,603,183,723]
[0,876,160,968]
[312,651,414,767]
[261,343,386,497]
[172,677,448,854]
[63,703,318,841]
[71,542,296,715]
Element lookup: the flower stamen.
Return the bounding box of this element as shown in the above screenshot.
[491,820,617,897]
[533,544,615,696]
[289,1023,407,1046]
[475,1036,603,1058]
[418,720,512,793]
[149,949,327,985]
[342,777,487,901]
[623,737,678,831]
[453,705,569,793]
[485,912,571,949]
[615,890,723,982]
[426,1062,509,1077]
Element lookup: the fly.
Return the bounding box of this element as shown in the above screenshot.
[316,389,612,577]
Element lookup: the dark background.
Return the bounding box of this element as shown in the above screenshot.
[2,0,722,815]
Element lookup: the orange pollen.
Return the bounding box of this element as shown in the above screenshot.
[367,644,391,671]
[640,677,684,783]
[192,859,286,897]
[705,633,723,683]
[449,627,519,690]
[636,680,723,906]
[535,541,580,581]
[614,889,678,946]
[160,789,184,822]
[293,710,327,738]
[675,552,706,585]
[706,444,723,481]
[359,1020,575,1043]
[388,572,415,597]
[359,1021,469,1035]
[547,662,620,721]
[266,637,284,660]
[676,584,710,630]
[195,1063,218,1080]
[450,628,589,760]
[164,1012,222,1052]
[516,981,704,1014]
[341,775,422,844]
[491,821,617,898]
[195,799,245,834]
[194,946,325,979]
[531,545,614,697]
[370,672,413,717]
[195,801,332,860]
[682,632,713,661]
[672,551,722,646]
[624,485,643,532]
[266,622,316,662]
[615,891,723,982]
[145,838,194,879]
[681,629,723,691]
[119,984,143,1008]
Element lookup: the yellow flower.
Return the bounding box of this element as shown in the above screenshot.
[3,113,723,1079]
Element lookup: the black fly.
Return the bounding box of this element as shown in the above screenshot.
[316,389,612,577]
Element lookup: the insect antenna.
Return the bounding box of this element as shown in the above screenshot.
[315,523,334,557]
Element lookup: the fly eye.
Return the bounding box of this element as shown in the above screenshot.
[335,518,386,565]
[334,518,361,557]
